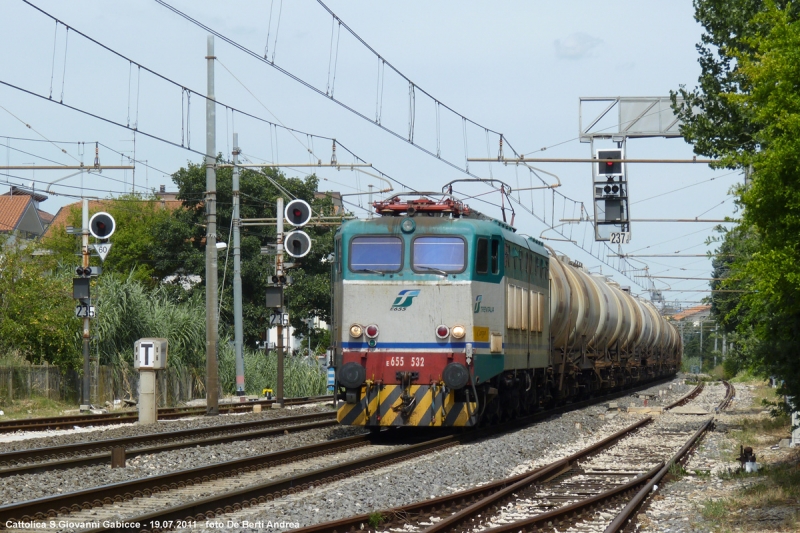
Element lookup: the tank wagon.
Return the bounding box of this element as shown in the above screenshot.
[332,194,680,428]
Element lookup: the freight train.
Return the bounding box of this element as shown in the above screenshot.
[331,194,680,428]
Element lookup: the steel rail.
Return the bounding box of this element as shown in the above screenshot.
[0,378,679,531]
[479,419,713,533]
[718,381,735,411]
[291,418,655,533]
[0,413,336,476]
[80,435,460,533]
[604,418,713,532]
[417,416,653,533]
[0,433,376,527]
[664,382,704,410]
[0,396,333,432]
[292,378,699,533]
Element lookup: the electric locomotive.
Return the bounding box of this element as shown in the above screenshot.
[332,194,680,428]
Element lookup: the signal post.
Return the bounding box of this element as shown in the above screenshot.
[73,207,115,411]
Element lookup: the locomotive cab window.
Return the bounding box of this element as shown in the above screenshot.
[349,236,403,272]
[491,239,500,274]
[412,236,466,273]
[476,238,489,274]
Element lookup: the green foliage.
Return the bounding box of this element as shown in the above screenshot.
[699,497,731,521]
[669,461,688,479]
[367,513,386,529]
[41,194,176,287]
[162,161,337,348]
[217,344,326,397]
[678,1,800,404]
[0,237,80,368]
[92,272,205,372]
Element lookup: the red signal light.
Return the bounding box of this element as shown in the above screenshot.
[436,325,450,339]
[365,324,379,338]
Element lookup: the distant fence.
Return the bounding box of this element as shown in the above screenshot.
[0,365,203,406]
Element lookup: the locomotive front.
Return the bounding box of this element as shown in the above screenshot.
[332,199,488,428]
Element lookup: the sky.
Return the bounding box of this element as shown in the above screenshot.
[0,0,739,308]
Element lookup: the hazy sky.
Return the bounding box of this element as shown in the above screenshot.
[0,1,737,306]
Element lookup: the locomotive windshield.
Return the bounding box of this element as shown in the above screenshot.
[350,236,403,272]
[412,236,466,273]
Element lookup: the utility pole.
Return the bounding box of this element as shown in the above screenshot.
[275,197,285,408]
[699,320,704,370]
[205,35,219,415]
[80,199,91,412]
[232,133,245,397]
[714,323,718,368]
[722,331,727,359]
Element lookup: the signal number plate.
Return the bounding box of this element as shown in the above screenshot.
[610,232,631,244]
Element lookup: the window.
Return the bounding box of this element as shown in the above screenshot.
[334,238,341,273]
[491,239,500,274]
[349,236,403,272]
[413,236,466,273]
[476,238,489,274]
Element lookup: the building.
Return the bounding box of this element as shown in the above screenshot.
[669,305,711,326]
[0,186,55,240]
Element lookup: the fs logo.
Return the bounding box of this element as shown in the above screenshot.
[391,289,420,311]
[474,295,482,314]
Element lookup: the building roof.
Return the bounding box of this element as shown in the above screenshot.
[670,305,712,321]
[1,185,48,203]
[44,198,184,237]
[0,196,31,233]
[37,210,55,224]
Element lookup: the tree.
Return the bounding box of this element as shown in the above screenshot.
[0,236,79,368]
[162,161,337,348]
[675,1,800,406]
[41,194,176,287]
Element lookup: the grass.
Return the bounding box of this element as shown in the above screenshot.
[699,457,800,530]
[0,396,76,419]
[694,378,800,531]
[668,461,688,479]
[367,512,385,529]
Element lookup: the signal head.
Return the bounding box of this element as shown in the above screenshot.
[596,149,624,177]
[89,212,116,239]
[284,230,311,258]
[284,199,312,227]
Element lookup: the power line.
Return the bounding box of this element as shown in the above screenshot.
[153,0,502,182]
[19,1,371,167]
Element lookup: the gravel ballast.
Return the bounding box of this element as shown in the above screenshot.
[193,379,698,532]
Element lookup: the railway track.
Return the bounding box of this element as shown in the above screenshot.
[0,378,687,532]
[0,396,333,433]
[0,411,337,476]
[287,380,728,533]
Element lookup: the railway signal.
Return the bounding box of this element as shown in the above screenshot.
[89,212,116,240]
[597,149,624,178]
[284,230,311,258]
[284,199,312,227]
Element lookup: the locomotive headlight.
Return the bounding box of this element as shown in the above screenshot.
[451,325,466,339]
[349,324,363,338]
[365,324,380,339]
[436,325,450,339]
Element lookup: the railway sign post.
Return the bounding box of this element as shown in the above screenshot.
[134,338,168,425]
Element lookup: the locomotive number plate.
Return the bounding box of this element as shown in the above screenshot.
[386,356,426,367]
